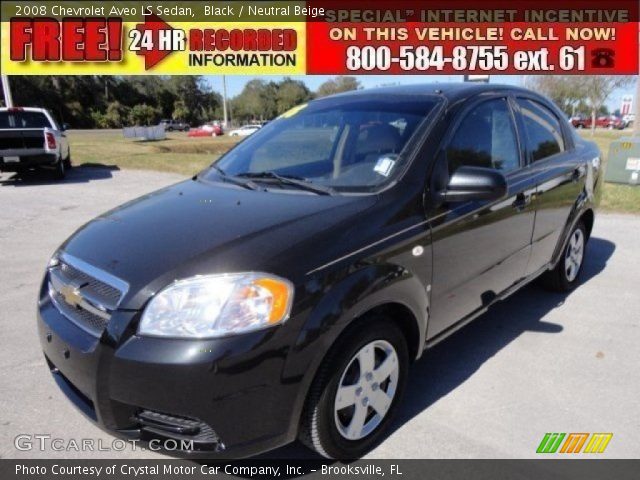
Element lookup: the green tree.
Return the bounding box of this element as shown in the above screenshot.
[530,76,585,116]
[582,76,635,135]
[231,79,277,122]
[128,104,160,126]
[316,76,361,97]
[172,100,189,121]
[275,77,311,114]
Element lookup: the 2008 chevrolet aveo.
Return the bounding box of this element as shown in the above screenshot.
[38,84,601,459]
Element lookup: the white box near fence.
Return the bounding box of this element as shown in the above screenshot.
[122,126,166,141]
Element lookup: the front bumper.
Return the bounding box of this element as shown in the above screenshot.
[37,289,301,458]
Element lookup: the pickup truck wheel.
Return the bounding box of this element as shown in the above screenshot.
[53,157,66,180]
[541,221,587,292]
[299,318,408,459]
[63,153,72,169]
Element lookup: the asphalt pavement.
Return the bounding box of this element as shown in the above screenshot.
[1,167,639,459]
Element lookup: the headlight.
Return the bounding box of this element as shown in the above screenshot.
[138,273,294,338]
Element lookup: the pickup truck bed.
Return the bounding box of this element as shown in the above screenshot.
[0,107,71,179]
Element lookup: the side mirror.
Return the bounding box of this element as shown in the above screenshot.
[442,166,507,203]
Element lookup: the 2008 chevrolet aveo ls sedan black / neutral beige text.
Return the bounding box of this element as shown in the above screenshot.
[38,84,601,459]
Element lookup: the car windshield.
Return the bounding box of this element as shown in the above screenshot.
[202,95,440,193]
[0,111,52,129]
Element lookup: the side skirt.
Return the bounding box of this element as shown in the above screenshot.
[423,263,551,350]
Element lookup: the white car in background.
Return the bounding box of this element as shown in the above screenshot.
[228,124,262,137]
[623,113,635,128]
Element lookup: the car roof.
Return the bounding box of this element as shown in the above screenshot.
[318,82,535,103]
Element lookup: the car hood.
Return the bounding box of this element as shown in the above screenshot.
[59,178,375,309]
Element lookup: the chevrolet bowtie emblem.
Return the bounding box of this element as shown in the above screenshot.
[59,283,83,308]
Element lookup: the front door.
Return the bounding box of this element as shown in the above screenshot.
[427,96,537,338]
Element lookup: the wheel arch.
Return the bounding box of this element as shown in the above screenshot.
[581,208,595,239]
[282,264,428,441]
[551,205,595,268]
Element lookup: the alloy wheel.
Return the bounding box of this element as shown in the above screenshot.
[334,339,399,441]
[565,228,585,282]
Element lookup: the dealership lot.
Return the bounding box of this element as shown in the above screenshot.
[1,167,639,459]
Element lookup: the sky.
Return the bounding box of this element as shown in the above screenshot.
[204,75,638,112]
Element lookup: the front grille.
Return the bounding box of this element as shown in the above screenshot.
[50,289,109,335]
[132,409,224,451]
[59,262,122,309]
[48,254,127,337]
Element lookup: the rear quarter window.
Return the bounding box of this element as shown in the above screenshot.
[517,99,565,161]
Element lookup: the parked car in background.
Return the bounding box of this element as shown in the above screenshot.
[622,113,635,128]
[572,115,624,130]
[570,115,587,128]
[0,107,71,180]
[188,123,224,137]
[159,119,190,132]
[38,84,600,459]
[228,124,262,137]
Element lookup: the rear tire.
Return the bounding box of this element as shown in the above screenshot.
[53,157,66,180]
[299,317,409,459]
[540,221,587,292]
[63,152,72,170]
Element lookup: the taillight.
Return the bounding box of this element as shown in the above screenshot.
[45,132,56,149]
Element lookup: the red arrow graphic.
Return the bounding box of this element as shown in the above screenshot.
[133,14,175,70]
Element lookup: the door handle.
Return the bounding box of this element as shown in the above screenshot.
[512,193,531,211]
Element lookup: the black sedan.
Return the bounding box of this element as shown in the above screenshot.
[38,83,601,459]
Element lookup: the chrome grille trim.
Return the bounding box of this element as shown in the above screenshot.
[59,252,129,308]
[47,252,129,337]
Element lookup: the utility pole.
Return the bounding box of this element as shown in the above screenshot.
[633,75,640,137]
[1,75,14,108]
[222,75,229,128]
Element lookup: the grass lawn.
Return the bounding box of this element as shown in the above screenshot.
[67,128,640,213]
[68,129,240,176]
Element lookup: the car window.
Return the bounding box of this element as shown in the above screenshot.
[0,111,52,129]
[207,96,440,192]
[517,98,564,161]
[447,98,519,174]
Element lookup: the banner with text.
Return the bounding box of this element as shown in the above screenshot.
[1,0,638,75]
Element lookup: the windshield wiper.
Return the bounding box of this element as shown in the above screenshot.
[236,171,335,196]
[211,165,259,191]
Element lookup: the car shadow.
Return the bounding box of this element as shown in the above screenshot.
[0,165,119,186]
[247,236,616,463]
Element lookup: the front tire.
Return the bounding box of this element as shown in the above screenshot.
[541,221,587,292]
[299,317,409,459]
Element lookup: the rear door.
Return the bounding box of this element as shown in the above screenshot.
[428,96,537,338]
[513,97,583,276]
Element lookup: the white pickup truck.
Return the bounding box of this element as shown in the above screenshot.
[0,107,71,180]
